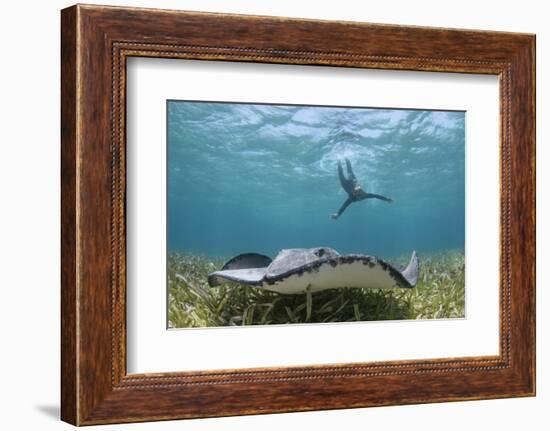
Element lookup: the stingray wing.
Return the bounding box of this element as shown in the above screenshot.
[220,253,272,270]
[208,268,267,287]
[262,252,419,294]
[207,253,272,287]
[400,251,419,287]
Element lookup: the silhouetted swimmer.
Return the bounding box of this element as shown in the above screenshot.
[330,158,392,220]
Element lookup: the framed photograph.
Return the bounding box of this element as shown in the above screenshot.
[164,100,463,329]
[61,4,535,425]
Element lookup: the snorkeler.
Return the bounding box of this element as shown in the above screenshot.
[330,158,393,220]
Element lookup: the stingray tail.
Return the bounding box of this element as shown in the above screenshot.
[401,251,419,287]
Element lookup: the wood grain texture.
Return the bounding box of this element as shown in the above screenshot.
[60,5,78,425]
[60,4,535,425]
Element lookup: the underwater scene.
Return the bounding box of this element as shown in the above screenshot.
[167,100,465,328]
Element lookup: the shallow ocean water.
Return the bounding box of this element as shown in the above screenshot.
[167,101,465,260]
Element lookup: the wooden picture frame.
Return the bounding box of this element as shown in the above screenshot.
[61,4,535,425]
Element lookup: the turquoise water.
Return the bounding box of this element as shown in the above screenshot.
[167,101,465,259]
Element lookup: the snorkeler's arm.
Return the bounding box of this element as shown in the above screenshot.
[365,193,393,203]
[330,197,353,219]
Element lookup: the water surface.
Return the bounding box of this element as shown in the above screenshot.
[167,101,465,259]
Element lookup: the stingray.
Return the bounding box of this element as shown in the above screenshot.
[207,247,419,294]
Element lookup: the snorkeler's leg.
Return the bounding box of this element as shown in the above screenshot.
[330,197,353,219]
[366,193,393,203]
[345,158,357,182]
[338,160,354,194]
[338,160,346,186]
